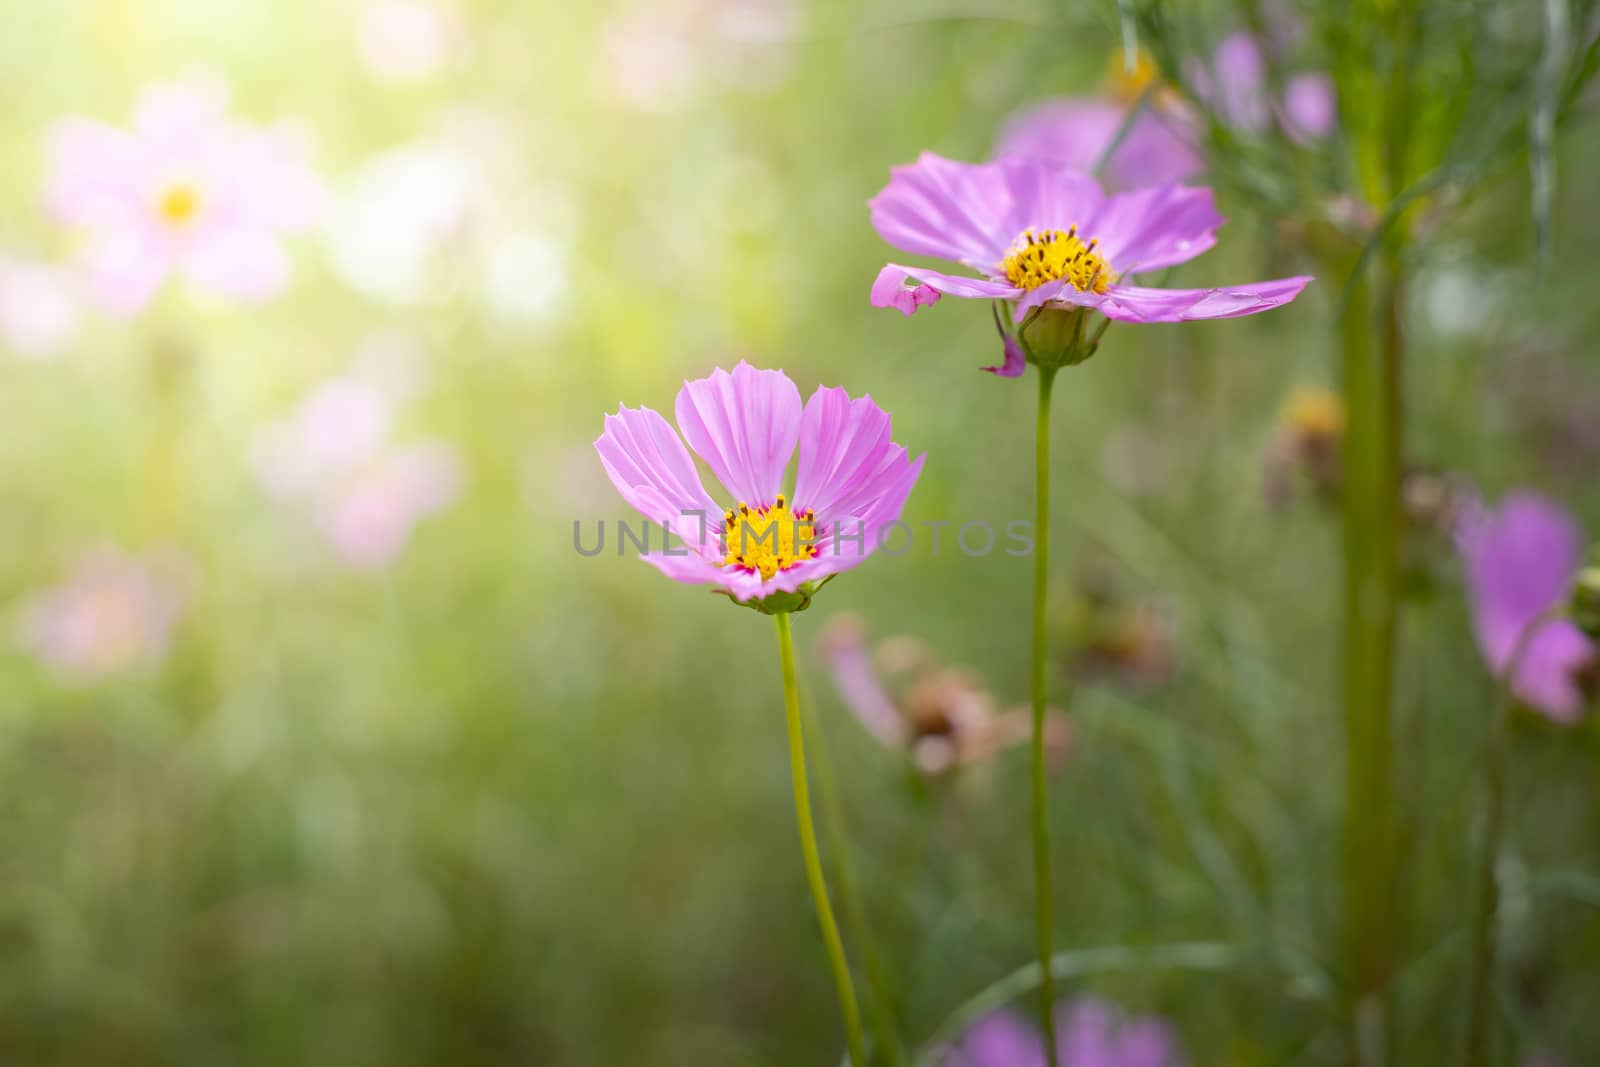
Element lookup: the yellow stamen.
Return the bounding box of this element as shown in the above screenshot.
[1282,387,1345,439]
[157,184,201,227]
[721,494,819,581]
[1000,227,1115,294]
[1105,48,1162,104]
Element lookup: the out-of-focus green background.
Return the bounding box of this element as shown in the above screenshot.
[1,1,1598,1064]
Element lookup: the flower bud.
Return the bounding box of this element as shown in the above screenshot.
[1572,553,1600,641]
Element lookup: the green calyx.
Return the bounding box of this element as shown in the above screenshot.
[714,575,835,616]
[995,303,1112,371]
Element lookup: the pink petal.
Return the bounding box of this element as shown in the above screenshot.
[869,151,1024,268]
[595,404,721,550]
[816,615,908,748]
[184,227,292,302]
[673,361,801,507]
[984,333,1026,377]
[872,264,1018,313]
[793,384,894,516]
[1096,276,1312,322]
[1088,183,1223,273]
[869,265,941,315]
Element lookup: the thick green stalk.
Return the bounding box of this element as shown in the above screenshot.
[775,613,867,1067]
[805,694,904,1067]
[1340,253,1403,1065]
[1031,365,1061,1067]
[1464,613,1555,1067]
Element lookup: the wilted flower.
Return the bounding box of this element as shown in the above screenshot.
[998,51,1202,190]
[817,614,1069,776]
[356,1,466,83]
[1457,492,1596,722]
[0,259,77,358]
[18,547,190,681]
[935,996,1184,1067]
[252,362,463,571]
[46,78,323,313]
[869,155,1311,373]
[1063,562,1177,690]
[595,361,923,611]
[1263,386,1344,509]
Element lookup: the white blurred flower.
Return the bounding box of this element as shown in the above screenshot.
[327,145,475,302]
[356,1,466,83]
[600,0,799,111]
[482,229,567,325]
[327,115,575,326]
[0,260,78,359]
[18,547,191,681]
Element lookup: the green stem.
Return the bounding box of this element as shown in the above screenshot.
[806,693,905,1067]
[1340,252,1401,1066]
[1031,364,1061,1067]
[775,612,867,1067]
[1463,611,1555,1067]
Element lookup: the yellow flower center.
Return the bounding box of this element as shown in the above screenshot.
[1282,387,1345,439]
[1001,227,1115,294]
[721,495,819,581]
[1105,48,1162,104]
[157,184,202,227]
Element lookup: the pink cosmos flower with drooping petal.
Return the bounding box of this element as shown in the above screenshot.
[869,154,1311,373]
[1457,491,1596,723]
[46,78,324,314]
[595,361,924,605]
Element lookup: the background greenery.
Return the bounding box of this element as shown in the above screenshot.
[0,0,1597,1063]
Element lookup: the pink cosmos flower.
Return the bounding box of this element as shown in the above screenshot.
[870,154,1311,373]
[998,98,1203,190]
[17,547,190,682]
[937,997,1183,1067]
[46,79,323,314]
[595,361,924,605]
[1457,491,1596,723]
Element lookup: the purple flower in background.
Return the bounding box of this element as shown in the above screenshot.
[869,154,1311,363]
[1457,491,1596,722]
[998,99,1202,191]
[46,78,323,313]
[1189,32,1335,143]
[0,258,78,359]
[252,361,463,571]
[17,547,190,681]
[938,997,1183,1067]
[817,614,1070,776]
[595,361,924,604]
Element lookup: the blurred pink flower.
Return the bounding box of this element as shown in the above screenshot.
[1457,491,1596,722]
[46,78,324,314]
[1189,32,1335,143]
[18,547,190,681]
[0,259,78,358]
[320,443,464,570]
[998,99,1202,191]
[356,1,466,83]
[937,996,1183,1067]
[252,365,464,570]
